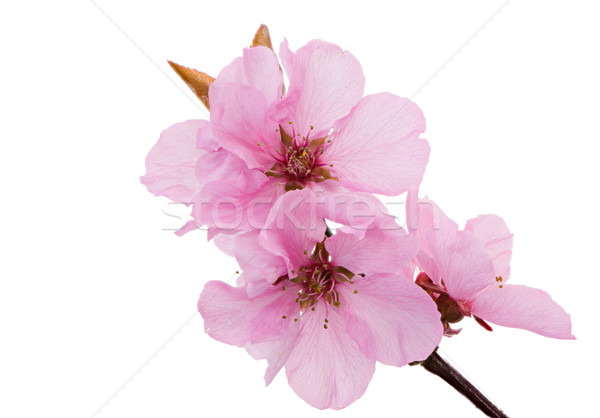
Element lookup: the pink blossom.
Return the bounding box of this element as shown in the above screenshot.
[407,193,574,339]
[142,39,431,236]
[210,40,429,195]
[198,189,443,409]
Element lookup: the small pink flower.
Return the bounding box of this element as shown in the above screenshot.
[198,189,443,409]
[141,38,430,236]
[210,40,429,195]
[407,193,574,339]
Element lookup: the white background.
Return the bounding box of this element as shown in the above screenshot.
[1,1,598,417]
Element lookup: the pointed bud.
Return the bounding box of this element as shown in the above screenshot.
[251,24,274,51]
[167,61,215,110]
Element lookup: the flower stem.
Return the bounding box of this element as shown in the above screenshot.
[420,348,508,417]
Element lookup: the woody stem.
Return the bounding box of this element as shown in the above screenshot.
[420,348,508,417]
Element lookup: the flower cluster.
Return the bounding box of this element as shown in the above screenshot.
[141,25,573,410]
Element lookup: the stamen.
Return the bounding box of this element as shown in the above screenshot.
[269,122,338,188]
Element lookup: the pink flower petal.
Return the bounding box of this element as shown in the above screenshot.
[196,122,220,151]
[198,281,298,346]
[318,188,394,237]
[430,229,496,301]
[231,231,288,298]
[260,189,326,277]
[469,284,574,339]
[193,172,280,233]
[278,39,294,82]
[340,274,442,366]
[409,197,459,283]
[285,302,375,410]
[324,93,429,196]
[465,214,513,282]
[216,46,283,105]
[195,148,247,185]
[325,228,418,276]
[211,230,245,256]
[245,328,299,385]
[140,120,210,202]
[174,220,199,237]
[209,82,280,169]
[270,40,365,137]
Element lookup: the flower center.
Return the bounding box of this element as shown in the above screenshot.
[265,122,337,191]
[284,146,316,180]
[275,241,355,312]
